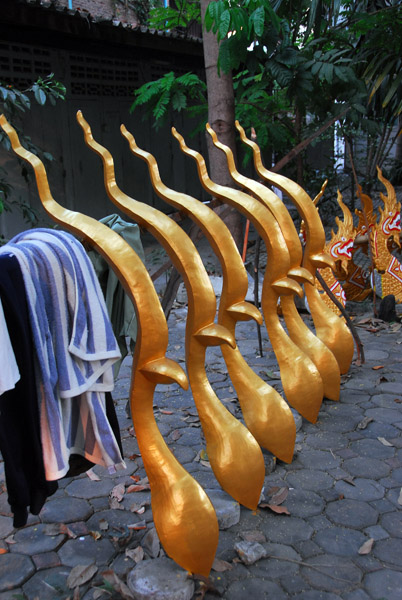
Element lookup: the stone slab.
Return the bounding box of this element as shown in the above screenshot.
[127,557,194,600]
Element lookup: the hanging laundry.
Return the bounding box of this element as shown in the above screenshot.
[0,229,126,482]
[0,295,20,395]
[0,253,58,527]
[87,214,145,376]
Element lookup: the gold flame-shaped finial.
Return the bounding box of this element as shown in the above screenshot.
[0,113,219,576]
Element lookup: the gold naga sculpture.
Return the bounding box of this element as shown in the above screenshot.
[173,130,324,424]
[207,124,341,402]
[120,125,296,463]
[369,167,402,301]
[344,185,377,302]
[0,114,219,576]
[235,122,354,375]
[329,185,374,304]
[315,191,356,315]
[76,111,265,509]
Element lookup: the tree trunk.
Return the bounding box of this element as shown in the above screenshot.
[200,0,243,249]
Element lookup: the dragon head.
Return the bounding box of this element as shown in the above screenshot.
[377,167,401,247]
[326,190,356,274]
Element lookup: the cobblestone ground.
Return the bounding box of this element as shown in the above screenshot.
[1,297,402,599]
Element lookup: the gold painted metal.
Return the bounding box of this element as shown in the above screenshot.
[236,122,354,375]
[340,186,377,303]
[369,167,402,301]
[207,124,341,402]
[0,114,219,576]
[121,126,296,463]
[316,191,356,314]
[173,130,324,423]
[76,111,265,509]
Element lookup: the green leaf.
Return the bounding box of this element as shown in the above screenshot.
[311,61,322,76]
[153,89,170,121]
[218,9,231,39]
[172,89,187,111]
[34,87,47,105]
[251,6,265,37]
[382,71,402,108]
[218,39,232,75]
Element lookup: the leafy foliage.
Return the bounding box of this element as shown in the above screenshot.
[129,0,402,194]
[148,0,200,31]
[130,71,206,128]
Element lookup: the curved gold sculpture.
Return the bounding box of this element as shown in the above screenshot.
[0,114,219,576]
[121,125,296,463]
[207,124,340,402]
[316,190,356,314]
[370,167,402,301]
[235,122,354,375]
[76,111,265,509]
[173,130,324,423]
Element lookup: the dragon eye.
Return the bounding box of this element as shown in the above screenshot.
[341,236,346,241]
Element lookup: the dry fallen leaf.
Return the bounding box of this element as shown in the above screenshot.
[44,523,77,539]
[126,545,144,563]
[342,476,356,486]
[126,484,151,493]
[101,569,135,600]
[372,365,384,370]
[358,538,374,555]
[127,520,147,531]
[0,548,7,554]
[110,483,125,502]
[357,416,374,430]
[99,519,109,531]
[377,437,394,447]
[89,530,102,541]
[211,558,233,572]
[109,497,125,510]
[131,505,145,515]
[269,487,289,506]
[5,534,15,544]
[259,503,290,515]
[171,429,182,441]
[160,409,173,415]
[67,563,98,589]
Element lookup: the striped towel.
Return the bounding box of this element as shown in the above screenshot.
[0,229,125,480]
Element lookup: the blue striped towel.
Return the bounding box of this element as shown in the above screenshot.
[0,229,126,480]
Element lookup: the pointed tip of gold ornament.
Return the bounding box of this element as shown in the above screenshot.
[227,301,263,324]
[272,277,303,297]
[140,357,188,389]
[309,253,336,270]
[194,324,236,348]
[288,267,315,285]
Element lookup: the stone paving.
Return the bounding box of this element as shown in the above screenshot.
[1,262,402,599]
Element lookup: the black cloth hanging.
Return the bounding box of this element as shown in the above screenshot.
[0,253,58,527]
